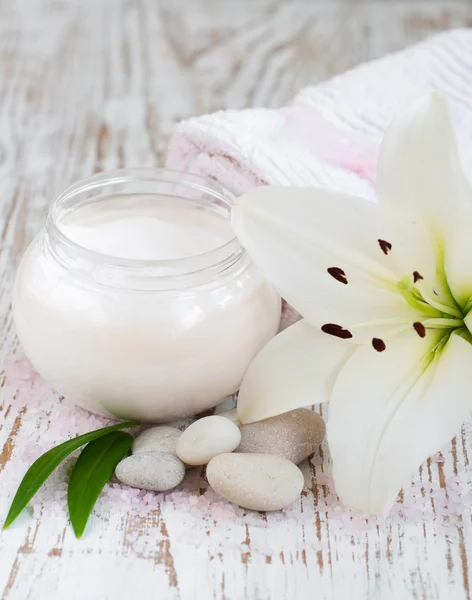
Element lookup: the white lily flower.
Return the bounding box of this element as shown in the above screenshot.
[231,93,472,518]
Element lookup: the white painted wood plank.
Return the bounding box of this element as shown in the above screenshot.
[1,1,472,599]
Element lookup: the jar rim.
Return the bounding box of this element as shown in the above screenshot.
[46,168,245,288]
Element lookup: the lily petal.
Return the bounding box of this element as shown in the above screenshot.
[328,329,472,517]
[377,93,472,242]
[232,185,436,343]
[444,208,472,309]
[237,319,353,424]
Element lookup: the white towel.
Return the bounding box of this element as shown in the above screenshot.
[166,29,472,202]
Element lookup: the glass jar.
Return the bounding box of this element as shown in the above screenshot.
[13,169,281,422]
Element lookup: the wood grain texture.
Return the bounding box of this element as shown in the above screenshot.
[1,1,472,599]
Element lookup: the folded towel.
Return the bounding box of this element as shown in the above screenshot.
[166,29,472,201]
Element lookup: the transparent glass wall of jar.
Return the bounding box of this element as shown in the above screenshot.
[13,169,281,422]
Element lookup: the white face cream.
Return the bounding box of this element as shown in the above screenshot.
[61,195,234,261]
[13,170,281,422]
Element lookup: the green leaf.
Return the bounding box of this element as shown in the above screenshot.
[3,421,138,530]
[68,431,133,538]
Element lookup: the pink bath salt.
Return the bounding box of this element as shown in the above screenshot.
[348,517,372,532]
[204,490,218,502]
[310,454,323,467]
[253,544,273,556]
[457,491,472,506]
[120,491,132,502]
[446,486,463,500]
[329,518,344,532]
[401,506,423,521]
[327,502,380,533]
[214,506,236,521]
[175,497,190,509]
[196,497,210,512]
[411,486,426,499]
[339,513,356,528]
[188,506,204,518]
[130,504,148,518]
[282,505,296,517]
[318,472,334,487]
[3,353,37,382]
[446,499,464,516]
[432,488,448,502]
[331,504,345,515]
[22,442,48,462]
[146,498,160,511]
[242,513,265,527]
[268,512,284,523]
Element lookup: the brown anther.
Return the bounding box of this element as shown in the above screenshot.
[413,271,424,283]
[372,338,386,352]
[413,322,426,338]
[378,239,392,255]
[321,324,353,339]
[327,267,348,285]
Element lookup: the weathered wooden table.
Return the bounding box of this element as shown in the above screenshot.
[2,1,472,598]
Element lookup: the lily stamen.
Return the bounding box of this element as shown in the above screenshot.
[421,318,464,329]
[415,288,463,319]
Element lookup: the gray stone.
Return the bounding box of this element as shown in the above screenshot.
[115,451,185,492]
[176,415,241,466]
[132,426,181,456]
[237,408,325,464]
[206,453,304,511]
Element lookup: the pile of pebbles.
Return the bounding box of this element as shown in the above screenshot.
[115,408,325,511]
